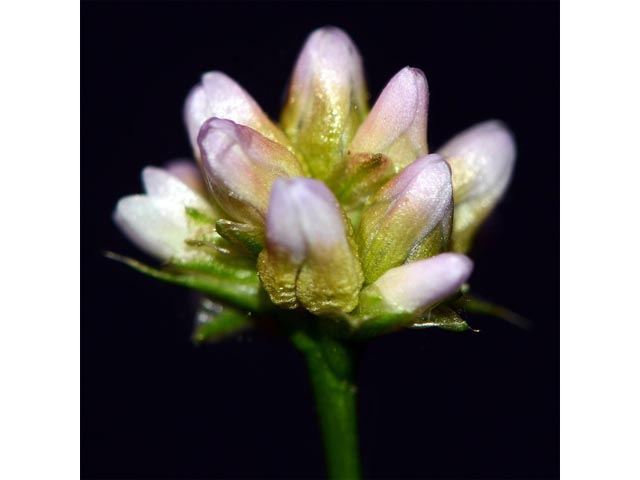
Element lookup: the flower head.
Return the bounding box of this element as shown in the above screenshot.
[112,26,516,339]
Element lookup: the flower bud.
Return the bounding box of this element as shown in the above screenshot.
[258,178,364,314]
[164,159,207,197]
[184,71,291,156]
[358,154,453,283]
[280,27,368,181]
[113,166,216,261]
[437,120,516,252]
[360,253,473,314]
[198,118,305,226]
[348,67,429,171]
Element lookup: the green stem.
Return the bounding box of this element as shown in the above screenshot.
[290,327,361,479]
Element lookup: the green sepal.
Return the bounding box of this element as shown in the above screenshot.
[105,252,271,312]
[349,311,414,339]
[326,286,473,339]
[453,293,531,330]
[331,152,396,220]
[215,219,264,256]
[410,306,473,332]
[192,298,252,343]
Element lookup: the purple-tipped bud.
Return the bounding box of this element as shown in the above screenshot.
[437,120,516,252]
[184,71,291,156]
[198,118,305,226]
[113,167,215,261]
[258,178,363,314]
[358,154,453,283]
[349,67,429,171]
[164,159,207,197]
[280,27,368,181]
[363,253,473,314]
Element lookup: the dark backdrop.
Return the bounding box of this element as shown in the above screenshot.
[82,2,559,478]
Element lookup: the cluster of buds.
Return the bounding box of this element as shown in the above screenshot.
[113,27,515,341]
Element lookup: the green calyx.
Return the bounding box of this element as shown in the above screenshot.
[215,219,264,256]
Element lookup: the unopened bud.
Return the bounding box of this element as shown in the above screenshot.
[258,177,363,314]
[437,120,516,252]
[280,27,368,181]
[358,154,453,283]
[198,118,304,225]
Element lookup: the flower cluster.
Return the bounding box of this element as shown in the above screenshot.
[113,27,515,340]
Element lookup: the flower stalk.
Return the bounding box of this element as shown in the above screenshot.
[289,323,361,480]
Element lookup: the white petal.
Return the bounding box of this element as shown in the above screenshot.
[373,253,473,313]
[113,195,190,261]
[164,159,207,196]
[141,166,214,216]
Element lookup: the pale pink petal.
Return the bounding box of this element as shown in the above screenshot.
[164,159,207,197]
[349,67,428,170]
[183,71,289,154]
[198,118,304,224]
[372,253,473,313]
[438,120,516,202]
[280,26,368,180]
[141,166,213,216]
[266,177,349,259]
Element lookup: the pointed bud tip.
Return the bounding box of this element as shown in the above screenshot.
[440,120,516,169]
[349,66,428,169]
[184,71,288,154]
[439,119,516,201]
[289,25,364,94]
[378,153,451,203]
[302,26,359,60]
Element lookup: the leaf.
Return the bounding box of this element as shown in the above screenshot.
[454,294,532,330]
[192,298,252,343]
[105,251,271,311]
[411,306,474,332]
[350,311,415,339]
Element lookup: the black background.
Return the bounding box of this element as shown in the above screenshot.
[82,2,559,478]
